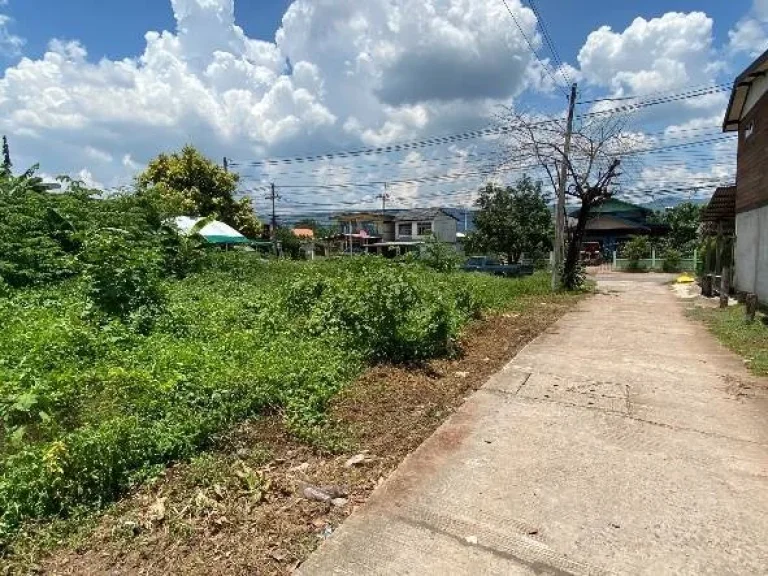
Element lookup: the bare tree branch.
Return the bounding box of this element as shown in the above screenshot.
[494,107,635,288]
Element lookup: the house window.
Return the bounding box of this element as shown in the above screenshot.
[745,119,756,141]
[398,223,412,237]
[417,222,432,236]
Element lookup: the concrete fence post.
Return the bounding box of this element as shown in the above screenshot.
[693,248,698,273]
[746,293,758,323]
[652,248,656,270]
[720,266,731,309]
[613,250,617,270]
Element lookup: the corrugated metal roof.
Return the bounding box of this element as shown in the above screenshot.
[701,186,736,224]
[394,208,459,222]
[586,214,651,232]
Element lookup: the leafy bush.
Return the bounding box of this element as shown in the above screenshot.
[623,236,651,272]
[0,257,554,544]
[0,179,162,289]
[662,248,683,273]
[82,231,166,331]
[417,236,461,272]
[159,221,209,279]
[560,260,586,291]
[275,227,303,259]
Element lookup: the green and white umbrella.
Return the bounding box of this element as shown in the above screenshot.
[173,216,250,245]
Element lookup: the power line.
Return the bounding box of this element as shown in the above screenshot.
[237,125,726,182]
[245,171,733,212]
[578,82,731,105]
[526,0,572,87]
[579,84,730,110]
[230,87,730,169]
[500,0,569,96]
[233,134,734,203]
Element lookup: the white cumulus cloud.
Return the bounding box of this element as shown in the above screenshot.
[0,8,23,57]
[729,0,768,58]
[578,12,720,96]
[0,0,545,189]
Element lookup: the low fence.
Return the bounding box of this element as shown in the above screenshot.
[611,249,698,273]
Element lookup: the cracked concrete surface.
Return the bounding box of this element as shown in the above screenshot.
[299,275,768,575]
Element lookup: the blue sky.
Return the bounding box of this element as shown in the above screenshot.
[0,0,764,212]
[2,1,292,61]
[1,1,747,66]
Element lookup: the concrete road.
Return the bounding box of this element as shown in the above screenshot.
[300,275,768,575]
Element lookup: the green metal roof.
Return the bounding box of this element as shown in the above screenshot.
[203,235,252,245]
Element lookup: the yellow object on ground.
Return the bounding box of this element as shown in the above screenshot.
[676,274,696,284]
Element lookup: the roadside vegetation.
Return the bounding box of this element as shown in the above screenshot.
[0,147,575,562]
[1,254,556,546]
[689,305,768,376]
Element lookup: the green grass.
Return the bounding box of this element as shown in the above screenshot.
[689,305,768,376]
[0,256,559,545]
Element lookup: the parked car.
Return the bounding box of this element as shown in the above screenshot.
[462,256,534,277]
[580,242,603,266]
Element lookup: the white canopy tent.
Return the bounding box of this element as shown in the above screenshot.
[173,216,250,245]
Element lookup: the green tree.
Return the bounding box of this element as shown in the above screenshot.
[0,163,53,195]
[623,235,651,271]
[418,234,461,272]
[137,145,261,238]
[652,202,702,252]
[275,227,303,259]
[2,136,11,176]
[466,176,552,263]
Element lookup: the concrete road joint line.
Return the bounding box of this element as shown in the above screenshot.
[505,393,768,447]
[513,371,533,395]
[391,506,609,576]
[486,371,632,416]
[505,368,634,395]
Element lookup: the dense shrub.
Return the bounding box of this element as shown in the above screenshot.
[662,248,683,273]
[623,236,651,272]
[0,256,553,544]
[283,260,459,362]
[82,231,166,331]
[417,236,461,272]
[560,260,586,291]
[0,178,164,289]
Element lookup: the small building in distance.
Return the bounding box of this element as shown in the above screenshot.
[722,48,768,303]
[334,208,459,256]
[393,208,458,244]
[291,228,315,240]
[568,198,668,256]
[335,211,395,244]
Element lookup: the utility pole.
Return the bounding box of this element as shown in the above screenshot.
[552,82,577,291]
[223,157,229,173]
[266,183,279,256]
[376,184,390,216]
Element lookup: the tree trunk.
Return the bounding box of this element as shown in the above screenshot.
[562,201,591,289]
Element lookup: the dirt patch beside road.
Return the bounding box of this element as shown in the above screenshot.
[6,296,578,576]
